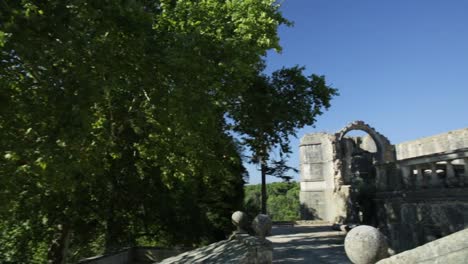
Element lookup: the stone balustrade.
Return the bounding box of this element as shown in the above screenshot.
[300,122,468,255]
[159,212,273,264]
[396,151,468,190]
[375,228,468,263]
[344,226,468,264]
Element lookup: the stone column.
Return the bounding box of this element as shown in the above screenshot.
[401,166,412,189]
[422,166,430,188]
[463,158,468,187]
[415,165,424,189]
[429,163,439,188]
[375,165,389,191]
[445,160,455,187]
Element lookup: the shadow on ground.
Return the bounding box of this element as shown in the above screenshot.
[269,225,351,264]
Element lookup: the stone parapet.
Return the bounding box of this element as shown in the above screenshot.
[375,188,468,252]
[396,127,468,160]
[78,247,189,264]
[159,235,272,264]
[376,228,468,264]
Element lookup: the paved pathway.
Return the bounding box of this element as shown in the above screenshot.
[269,224,351,264]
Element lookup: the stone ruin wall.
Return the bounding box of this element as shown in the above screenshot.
[377,127,468,252]
[300,121,468,252]
[299,133,337,222]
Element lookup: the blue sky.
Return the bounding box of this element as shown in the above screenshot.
[246,0,468,184]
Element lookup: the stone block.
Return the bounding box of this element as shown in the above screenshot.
[300,163,326,181]
[300,133,333,162]
[300,181,326,191]
[300,144,324,162]
[300,191,326,220]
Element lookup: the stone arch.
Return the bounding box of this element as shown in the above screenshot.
[333,121,395,225]
[335,120,394,163]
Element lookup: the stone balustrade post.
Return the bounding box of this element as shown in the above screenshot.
[445,160,456,187]
[375,165,387,191]
[463,158,468,186]
[401,166,412,189]
[429,163,439,188]
[415,165,424,189]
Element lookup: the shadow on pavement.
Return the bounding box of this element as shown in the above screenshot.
[269,225,351,264]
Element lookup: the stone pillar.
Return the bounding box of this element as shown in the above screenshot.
[463,158,468,186]
[415,165,425,189]
[429,163,439,188]
[401,166,412,189]
[422,166,430,188]
[375,165,387,191]
[299,134,335,221]
[445,160,455,187]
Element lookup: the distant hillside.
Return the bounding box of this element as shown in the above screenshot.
[244,182,300,221]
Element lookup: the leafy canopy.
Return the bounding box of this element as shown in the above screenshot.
[0,0,336,263]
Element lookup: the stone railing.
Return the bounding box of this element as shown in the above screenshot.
[377,227,468,263]
[376,148,468,191]
[344,225,468,264]
[78,247,189,264]
[397,149,468,189]
[79,212,273,264]
[159,212,273,264]
[373,148,468,252]
[374,188,468,252]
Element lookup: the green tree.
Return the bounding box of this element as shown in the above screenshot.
[1,0,337,262]
[1,0,286,263]
[244,182,300,221]
[230,66,338,214]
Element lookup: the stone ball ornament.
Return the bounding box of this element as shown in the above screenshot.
[252,214,272,238]
[344,225,389,264]
[231,211,249,233]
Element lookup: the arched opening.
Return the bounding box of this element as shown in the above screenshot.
[339,129,380,185]
[344,130,378,153]
[336,121,391,163]
[335,121,391,226]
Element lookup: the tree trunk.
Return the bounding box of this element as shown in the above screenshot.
[47,224,70,264]
[104,204,121,253]
[261,160,267,214]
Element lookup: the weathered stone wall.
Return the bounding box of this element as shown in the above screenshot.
[374,127,468,252]
[375,189,468,252]
[299,133,335,221]
[300,121,468,254]
[299,121,395,224]
[376,227,468,264]
[395,128,468,160]
[361,134,377,153]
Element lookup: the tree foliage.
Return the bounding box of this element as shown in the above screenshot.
[230,66,337,162]
[0,0,336,263]
[229,65,337,213]
[244,182,300,221]
[0,0,285,262]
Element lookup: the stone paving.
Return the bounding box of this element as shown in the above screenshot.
[269,224,351,264]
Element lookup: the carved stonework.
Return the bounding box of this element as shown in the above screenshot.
[300,121,393,223]
[301,121,468,254]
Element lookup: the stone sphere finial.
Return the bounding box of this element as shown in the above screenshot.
[252,214,272,238]
[231,211,249,233]
[344,225,389,264]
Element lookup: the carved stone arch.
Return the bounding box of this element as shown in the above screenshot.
[335,120,394,163]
